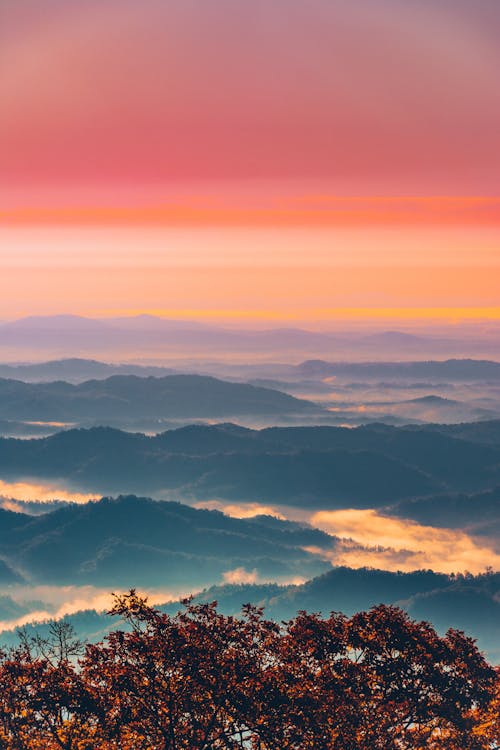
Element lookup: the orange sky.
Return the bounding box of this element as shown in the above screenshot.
[1,196,499,324]
[1,1,499,324]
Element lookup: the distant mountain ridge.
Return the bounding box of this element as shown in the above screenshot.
[0,374,320,421]
[296,358,500,380]
[3,566,498,663]
[0,355,499,385]
[1,421,500,504]
[387,486,500,536]
[174,568,500,662]
[0,495,331,589]
[0,358,177,383]
[0,356,500,387]
[1,315,499,358]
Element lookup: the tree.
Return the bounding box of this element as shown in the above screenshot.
[0,593,497,749]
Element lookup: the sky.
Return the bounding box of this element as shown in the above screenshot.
[1,0,499,324]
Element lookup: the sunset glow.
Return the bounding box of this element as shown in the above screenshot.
[1,1,499,325]
[1,3,500,728]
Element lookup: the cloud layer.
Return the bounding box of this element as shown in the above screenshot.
[309,509,500,574]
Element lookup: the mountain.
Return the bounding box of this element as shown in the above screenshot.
[190,568,500,662]
[0,596,37,622]
[387,486,500,537]
[401,583,500,662]
[2,355,500,386]
[0,558,23,585]
[0,358,177,383]
[0,495,331,589]
[1,316,499,359]
[359,331,427,346]
[0,426,439,503]
[404,395,457,404]
[4,568,498,662]
[353,394,500,425]
[0,315,205,334]
[415,419,500,446]
[2,315,108,333]
[0,419,55,437]
[1,421,500,505]
[296,358,500,380]
[196,567,452,621]
[1,357,499,431]
[0,317,353,354]
[0,374,320,422]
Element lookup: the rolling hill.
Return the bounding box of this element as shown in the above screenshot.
[0,374,321,422]
[1,422,500,505]
[0,495,331,588]
[3,567,498,662]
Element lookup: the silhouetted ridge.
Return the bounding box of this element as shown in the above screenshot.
[0,374,320,421]
[1,421,500,504]
[0,495,331,588]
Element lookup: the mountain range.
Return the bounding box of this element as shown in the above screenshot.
[1,421,500,505]
[388,486,500,538]
[0,495,331,588]
[1,315,500,359]
[1,356,500,384]
[2,566,498,663]
[295,358,500,381]
[0,358,177,383]
[0,374,320,422]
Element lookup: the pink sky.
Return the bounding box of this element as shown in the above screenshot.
[1,1,499,322]
[2,0,500,191]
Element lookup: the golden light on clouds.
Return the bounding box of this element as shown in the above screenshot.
[0,585,188,633]
[1,193,500,325]
[222,568,259,585]
[194,500,285,519]
[308,509,500,575]
[0,480,97,505]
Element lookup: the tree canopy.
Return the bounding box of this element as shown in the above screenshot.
[0,592,498,749]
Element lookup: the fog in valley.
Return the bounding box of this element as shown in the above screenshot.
[0,320,499,661]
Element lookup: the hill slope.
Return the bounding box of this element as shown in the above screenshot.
[1,421,500,504]
[4,568,498,662]
[0,495,331,588]
[0,374,320,421]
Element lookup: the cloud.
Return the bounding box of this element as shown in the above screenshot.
[308,509,500,574]
[0,480,97,505]
[0,584,188,633]
[221,566,306,587]
[222,568,259,585]
[193,500,285,520]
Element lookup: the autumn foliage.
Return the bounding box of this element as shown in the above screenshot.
[0,592,498,749]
